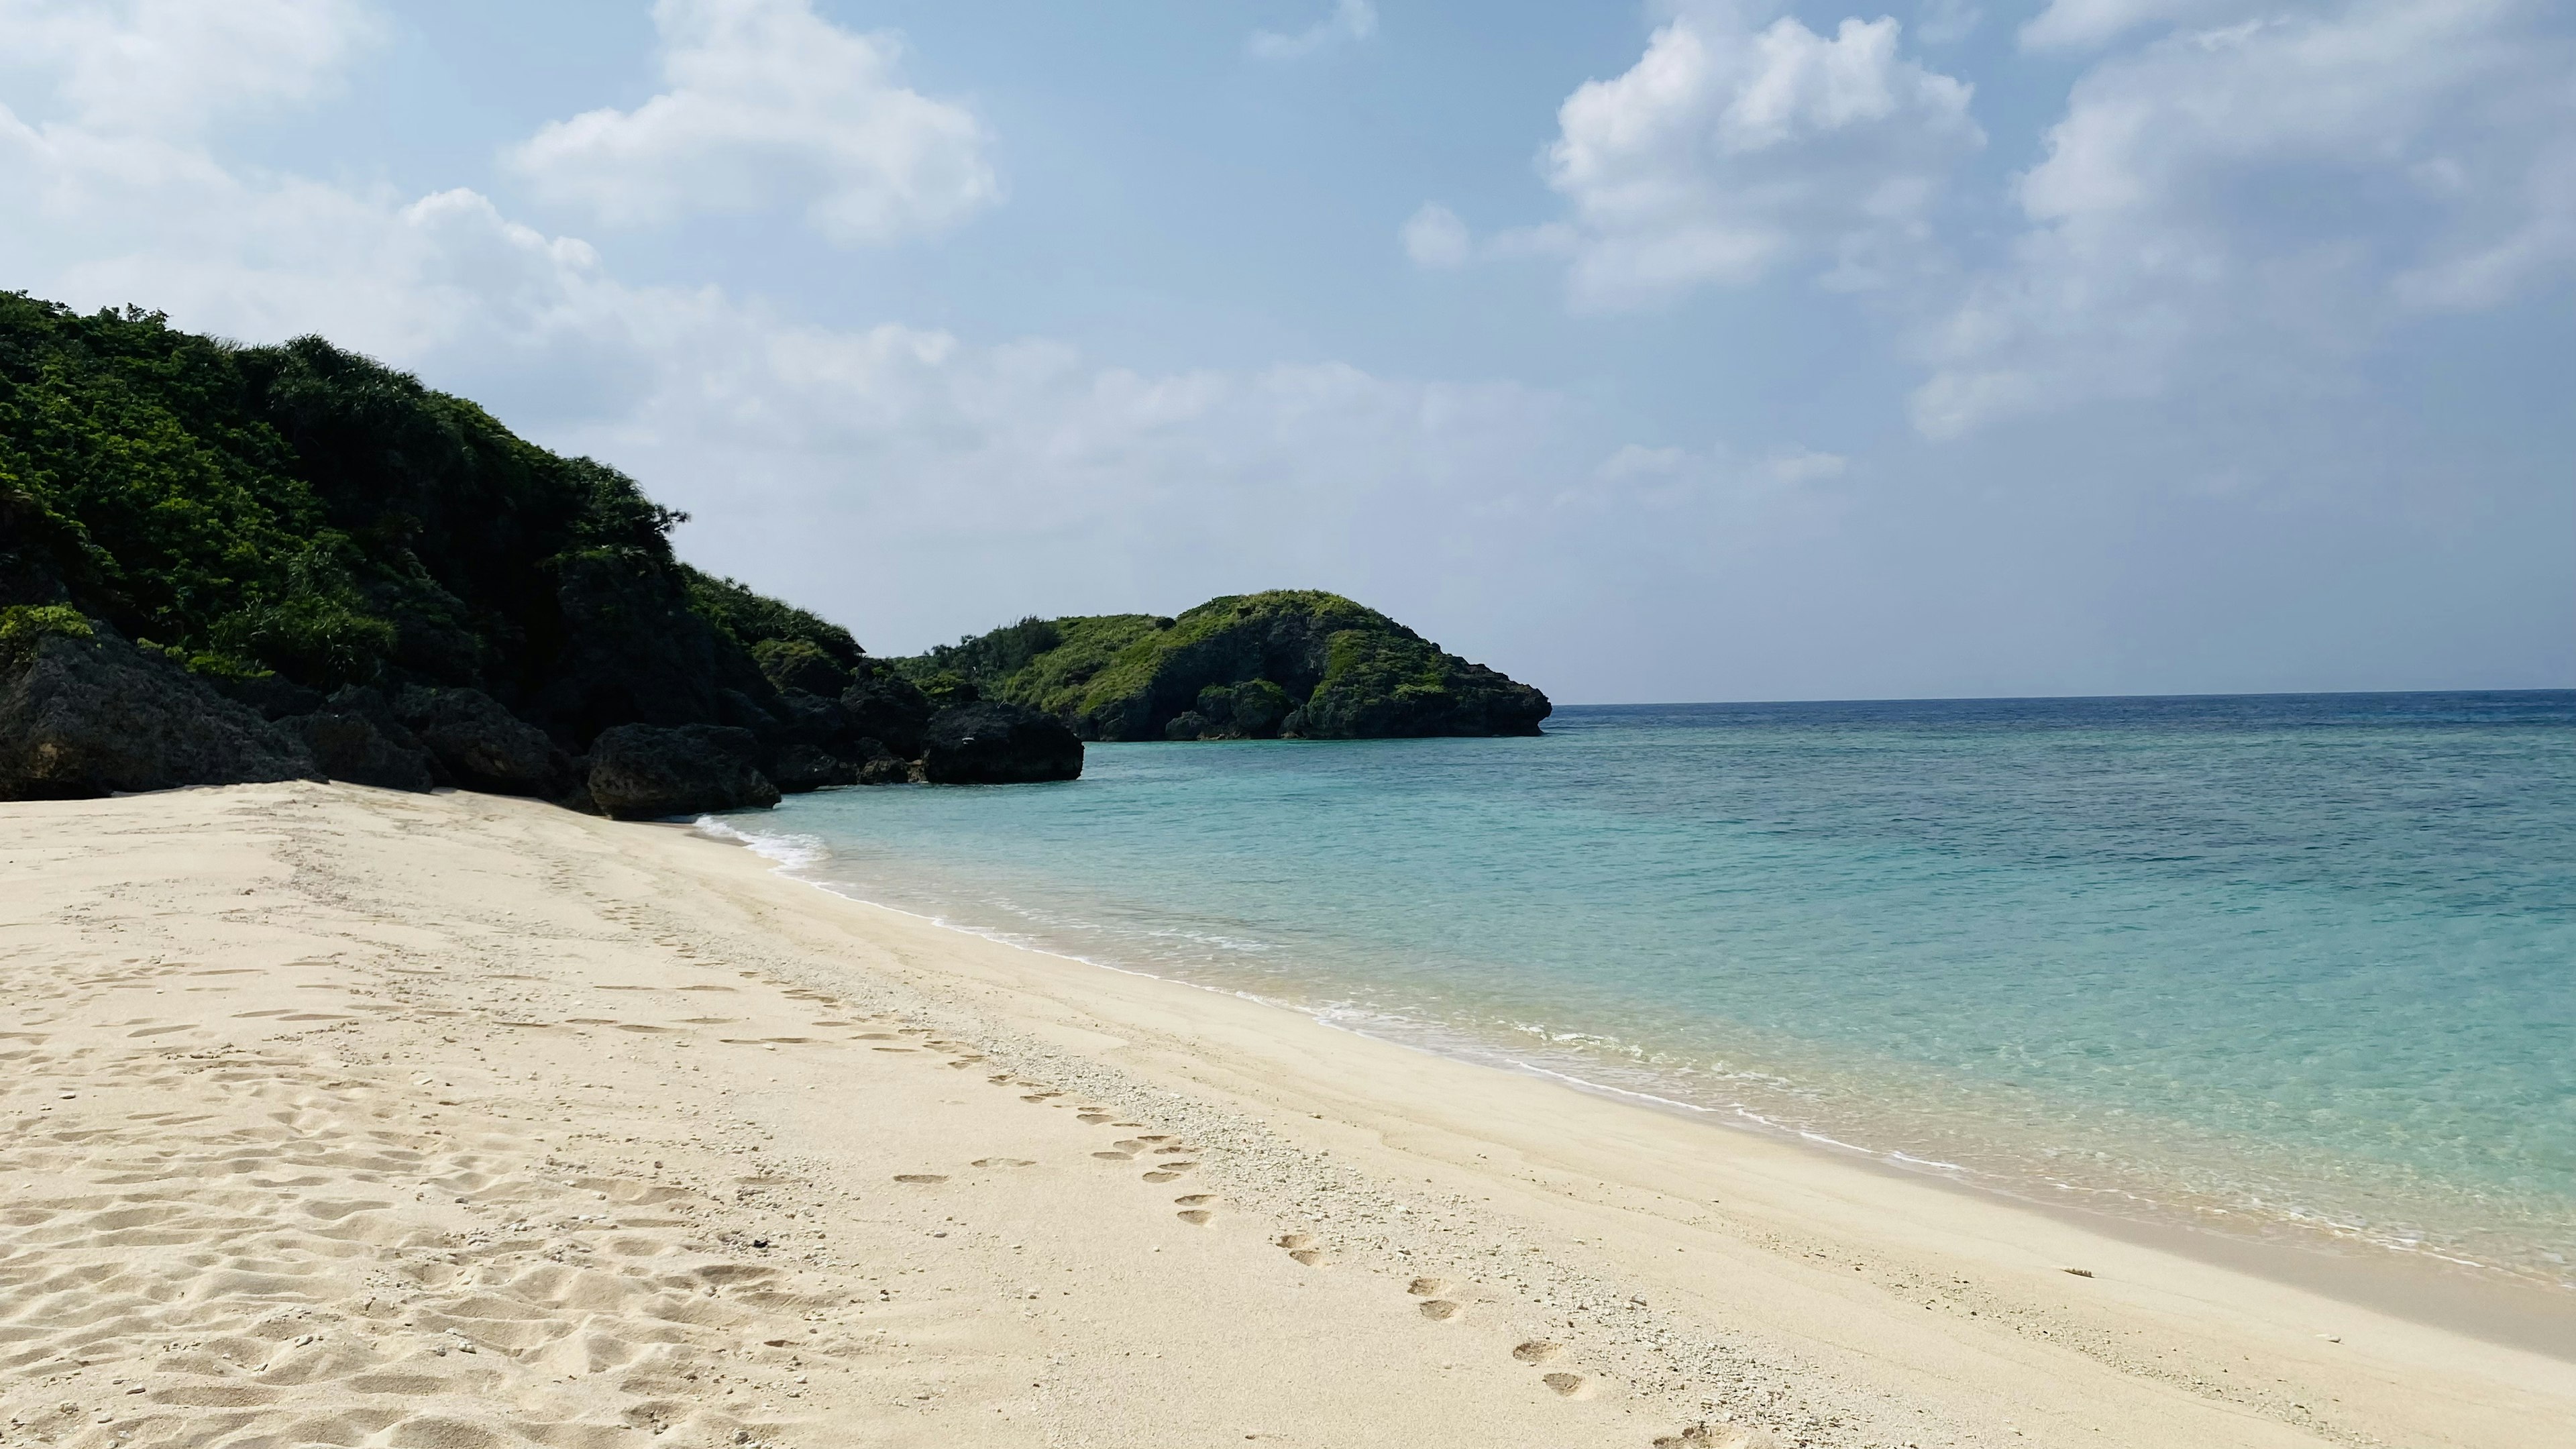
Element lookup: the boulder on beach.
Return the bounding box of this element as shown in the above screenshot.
[280,699,437,793]
[921,701,1083,785]
[395,686,568,796]
[0,617,319,800]
[764,741,859,793]
[586,722,783,819]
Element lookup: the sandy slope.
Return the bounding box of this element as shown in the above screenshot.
[0,784,2565,1449]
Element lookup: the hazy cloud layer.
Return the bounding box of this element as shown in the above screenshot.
[1249,0,1379,62]
[0,0,2564,697]
[1913,0,2576,435]
[0,0,382,134]
[504,0,998,244]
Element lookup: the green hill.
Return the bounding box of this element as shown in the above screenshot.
[0,292,852,741]
[898,590,1550,741]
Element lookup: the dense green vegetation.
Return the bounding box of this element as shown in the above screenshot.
[0,293,844,743]
[3,292,1546,784]
[897,590,1550,741]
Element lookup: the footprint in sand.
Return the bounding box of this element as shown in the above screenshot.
[971,1158,1036,1169]
[1141,1168,1189,1183]
[1077,1112,1114,1124]
[1092,1151,1134,1161]
[1407,1277,1447,1297]
[1418,1300,1464,1321]
[1173,1194,1218,1207]
[1512,1340,1562,1364]
[1542,1371,1589,1397]
[1277,1234,1330,1267]
[1654,1428,1775,1449]
[1176,1210,1215,1225]
[892,1174,949,1185]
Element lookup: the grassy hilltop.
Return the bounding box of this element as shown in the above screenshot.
[898,590,1550,741]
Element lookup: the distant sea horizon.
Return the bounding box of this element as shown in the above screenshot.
[707,688,2576,1303]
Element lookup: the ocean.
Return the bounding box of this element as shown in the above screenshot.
[706,692,2576,1289]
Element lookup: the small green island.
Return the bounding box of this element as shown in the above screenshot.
[895,592,1550,742]
[0,294,1548,812]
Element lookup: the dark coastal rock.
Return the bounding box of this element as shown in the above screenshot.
[857,753,916,786]
[395,686,568,796]
[841,669,933,759]
[921,702,1083,785]
[765,742,859,793]
[770,688,853,744]
[0,626,319,800]
[280,692,436,793]
[210,672,327,722]
[586,723,782,819]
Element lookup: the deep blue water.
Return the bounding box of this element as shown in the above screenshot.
[714,692,2576,1283]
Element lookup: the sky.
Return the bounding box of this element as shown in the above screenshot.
[1,0,2569,704]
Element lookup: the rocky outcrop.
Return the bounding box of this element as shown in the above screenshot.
[921,702,1083,785]
[586,723,782,820]
[278,688,436,792]
[395,686,569,796]
[841,669,933,759]
[0,626,319,800]
[764,742,859,793]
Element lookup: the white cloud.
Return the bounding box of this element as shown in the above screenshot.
[1249,0,1378,62]
[0,0,382,135]
[504,0,996,246]
[1400,202,1470,267]
[0,34,1598,653]
[1536,5,1983,310]
[2018,0,2240,52]
[1913,0,2576,436]
[1915,0,1984,47]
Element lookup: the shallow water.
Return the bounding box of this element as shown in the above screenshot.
[714,692,2576,1286]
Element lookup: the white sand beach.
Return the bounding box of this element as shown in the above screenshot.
[3,782,2568,1448]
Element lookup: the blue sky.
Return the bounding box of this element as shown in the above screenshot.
[2,0,2569,702]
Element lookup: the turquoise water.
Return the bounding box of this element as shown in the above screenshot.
[712,693,2576,1285]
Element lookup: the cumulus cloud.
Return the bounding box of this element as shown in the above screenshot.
[1249,0,1378,62]
[0,13,1599,655]
[0,0,382,134]
[504,0,997,245]
[1400,202,1471,268]
[1913,0,2576,436]
[1534,3,1982,309]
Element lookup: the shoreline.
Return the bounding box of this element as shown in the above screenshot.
[6,782,2570,1448]
[704,814,2576,1364]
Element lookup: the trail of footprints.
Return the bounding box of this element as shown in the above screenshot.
[891,1058,1612,1414]
[0,1038,868,1449]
